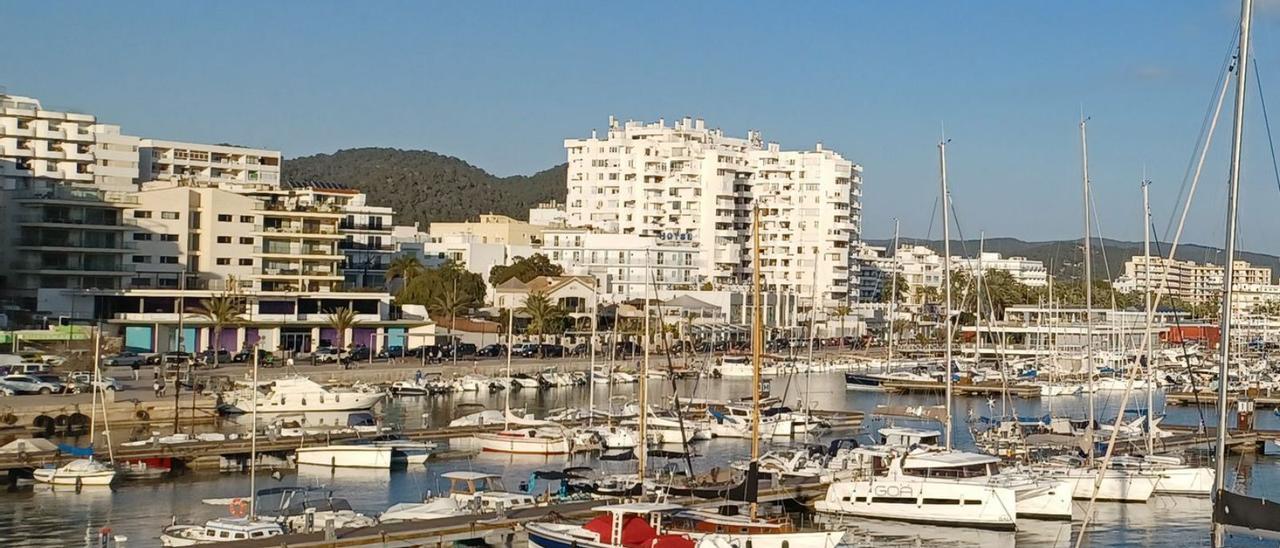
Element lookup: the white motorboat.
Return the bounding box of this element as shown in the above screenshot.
[390,380,430,396]
[370,438,438,465]
[626,415,710,444]
[223,377,383,413]
[1031,455,1160,502]
[294,445,394,468]
[1112,454,1214,496]
[844,369,933,391]
[160,517,284,546]
[475,428,572,454]
[1038,382,1083,396]
[509,375,542,389]
[583,425,638,450]
[610,372,637,384]
[32,458,116,487]
[1094,377,1151,391]
[380,471,537,522]
[815,454,1018,531]
[449,409,507,427]
[592,369,613,384]
[716,355,779,378]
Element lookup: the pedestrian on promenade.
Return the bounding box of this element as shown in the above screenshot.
[131,364,140,380]
[153,380,162,398]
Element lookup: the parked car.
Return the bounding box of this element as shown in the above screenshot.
[2,374,66,395]
[442,342,477,358]
[103,352,147,367]
[313,347,342,363]
[162,352,194,366]
[538,344,565,358]
[197,349,232,366]
[231,348,273,364]
[476,344,507,357]
[348,346,371,361]
[3,362,52,375]
[65,372,122,392]
[512,343,540,358]
[376,346,405,359]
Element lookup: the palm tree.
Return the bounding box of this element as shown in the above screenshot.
[520,291,565,358]
[830,304,851,348]
[326,307,360,356]
[193,294,244,368]
[431,281,473,365]
[387,254,424,282]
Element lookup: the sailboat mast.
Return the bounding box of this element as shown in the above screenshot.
[249,344,260,519]
[505,307,514,430]
[639,254,650,488]
[89,326,100,455]
[1080,117,1096,465]
[887,219,900,363]
[589,286,598,428]
[806,247,818,417]
[1142,179,1156,455]
[939,139,954,450]
[1214,0,1253,520]
[750,206,764,519]
[977,233,984,370]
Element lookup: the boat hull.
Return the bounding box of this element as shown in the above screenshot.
[815,478,1018,531]
[476,431,571,454]
[1044,469,1159,502]
[1152,466,1214,496]
[295,446,394,468]
[31,469,115,486]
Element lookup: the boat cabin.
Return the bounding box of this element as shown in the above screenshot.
[877,426,942,447]
[442,471,537,511]
[201,518,283,542]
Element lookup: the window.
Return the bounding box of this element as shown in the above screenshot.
[239,237,253,245]
[216,236,231,244]
[216,258,230,265]
[160,256,178,264]
[239,258,253,266]
[239,215,253,223]
[131,255,151,263]
[133,211,151,218]
[161,211,179,220]
[160,234,178,242]
[217,214,232,222]
[132,233,152,241]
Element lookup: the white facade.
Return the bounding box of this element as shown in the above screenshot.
[129,184,260,290]
[540,227,700,301]
[528,200,568,227]
[562,116,862,314]
[950,251,1048,287]
[139,139,281,189]
[338,193,395,289]
[1118,255,1272,303]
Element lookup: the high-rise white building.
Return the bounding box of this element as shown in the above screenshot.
[562,116,862,313]
[541,227,700,300]
[139,139,281,190]
[0,94,141,304]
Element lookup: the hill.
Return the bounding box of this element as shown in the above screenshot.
[283,148,566,229]
[866,237,1280,282]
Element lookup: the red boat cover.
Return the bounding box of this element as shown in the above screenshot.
[651,534,695,548]
[583,515,658,547]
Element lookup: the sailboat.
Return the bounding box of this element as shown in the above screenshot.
[161,345,284,546]
[817,143,1018,530]
[33,326,116,488]
[476,307,572,454]
[1210,0,1280,540]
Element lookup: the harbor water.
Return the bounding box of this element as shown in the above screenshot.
[0,371,1276,547]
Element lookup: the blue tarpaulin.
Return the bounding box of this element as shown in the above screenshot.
[57,444,93,457]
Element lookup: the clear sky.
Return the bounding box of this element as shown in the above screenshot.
[6,1,1280,253]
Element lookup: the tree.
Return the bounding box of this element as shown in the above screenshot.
[431,281,475,365]
[489,254,563,286]
[326,307,360,354]
[193,294,244,368]
[878,273,908,305]
[398,261,487,308]
[387,254,424,282]
[520,291,565,358]
[830,304,852,347]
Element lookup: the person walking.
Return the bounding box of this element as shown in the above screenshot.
[153,379,162,398]
[131,364,140,381]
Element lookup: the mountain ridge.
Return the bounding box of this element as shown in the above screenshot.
[282,147,567,230]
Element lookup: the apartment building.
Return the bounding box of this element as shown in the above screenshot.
[562,116,862,313]
[332,188,395,289]
[951,252,1049,287]
[139,139,281,190]
[128,182,260,290]
[1118,255,1273,302]
[540,227,700,301]
[0,94,141,304]
[429,214,544,246]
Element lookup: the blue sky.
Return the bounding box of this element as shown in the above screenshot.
[6,1,1280,253]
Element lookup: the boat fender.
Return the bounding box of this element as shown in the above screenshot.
[135,410,150,421]
[32,415,55,437]
[54,415,70,428]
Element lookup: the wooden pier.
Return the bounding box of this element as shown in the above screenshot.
[879,379,1041,399]
[1165,391,1280,409]
[231,482,831,547]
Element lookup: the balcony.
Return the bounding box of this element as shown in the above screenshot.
[18,214,137,230]
[253,202,345,217]
[253,224,343,238]
[11,259,134,275]
[12,187,139,206]
[254,244,340,258]
[337,221,392,232]
[16,239,135,252]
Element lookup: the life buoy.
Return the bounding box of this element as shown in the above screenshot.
[229,498,249,517]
